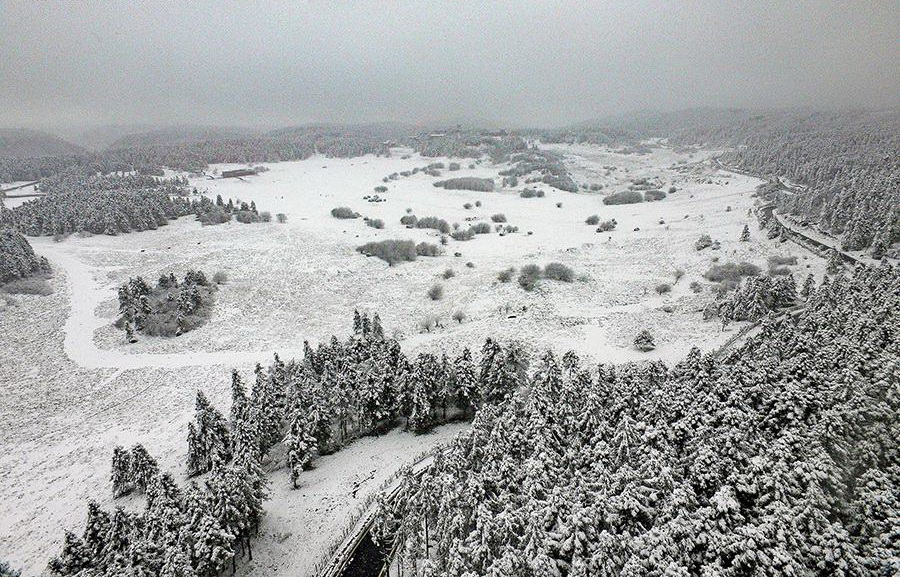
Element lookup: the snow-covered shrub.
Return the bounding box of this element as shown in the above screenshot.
[331,206,360,219]
[357,239,418,265]
[543,262,575,282]
[603,190,643,205]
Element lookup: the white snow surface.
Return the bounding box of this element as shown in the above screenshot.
[0,145,825,575]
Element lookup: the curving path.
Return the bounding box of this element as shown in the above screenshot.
[34,241,307,370]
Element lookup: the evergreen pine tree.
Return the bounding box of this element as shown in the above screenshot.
[111,445,132,498]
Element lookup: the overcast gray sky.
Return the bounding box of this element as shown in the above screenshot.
[1,0,898,130]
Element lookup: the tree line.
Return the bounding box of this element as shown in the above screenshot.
[375,262,899,577]
[48,311,531,576]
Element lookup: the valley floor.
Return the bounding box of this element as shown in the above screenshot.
[0,144,825,575]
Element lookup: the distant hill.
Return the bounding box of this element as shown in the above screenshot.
[0,129,85,158]
[265,121,417,141]
[106,125,260,150]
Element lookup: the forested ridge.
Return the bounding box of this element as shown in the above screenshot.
[375,263,899,576]
[540,109,900,258]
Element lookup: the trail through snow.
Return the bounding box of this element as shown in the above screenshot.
[34,241,307,370]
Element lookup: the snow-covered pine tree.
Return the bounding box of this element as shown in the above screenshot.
[284,409,318,488]
[111,445,132,498]
[130,444,159,493]
[740,223,750,242]
[634,329,656,351]
[453,348,480,417]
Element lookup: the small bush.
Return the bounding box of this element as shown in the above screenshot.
[585,215,600,225]
[603,190,643,205]
[428,284,444,300]
[451,229,475,241]
[374,185,388,193]
[465,262,475,268]
[673,269,685,282]
[497,267,515,283]
[452,310,465,323]
[768,255,798,266]
[367,218,385,229]
[519,188,545,198]
[276,213,288,223]
[400,214,418,226]
[212,271,228,285]
[654,283,672,294]
[416,216,451,234]
[704,262,761,282]
[442,268,455,279]
[1,277,53,296]
[470,222,492,234]
[695,234,714,251]
[416,242,442,257]
[463,203,473,209]
[475,201,482,207]
[234,210,259,224]
[543,262,575,282]
[634,329,656,351]
[596,219,617,232]
[689,281,703,293]
[518,264,542,291]
[448,162,461,171]
[420,315,438,333]
[259,211,272,222]
[357,239,417,265]
[433,177,494,192]
[644,189,666,201]
[491,213,507,223]
[556,202,563,208]
[331,207,360,219]
[199,207,231,225]
[769,266,791,276]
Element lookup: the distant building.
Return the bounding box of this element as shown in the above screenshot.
[221,168,256,178]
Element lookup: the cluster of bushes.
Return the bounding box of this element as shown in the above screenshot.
[196,195,268,226]
[451,221,493,241]
[695,234,721,251]
[331,206,361,219]
[415,216,451,234]
[433,177,495,192]
[357,239,442,265]
[505,262,576,291]
[602,190,644,205]
[703,261,762,293]
[519,187,545,198]
[767,254,798,276]
[115,270,217,339]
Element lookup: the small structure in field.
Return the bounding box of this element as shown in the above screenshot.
[221,168,256,179]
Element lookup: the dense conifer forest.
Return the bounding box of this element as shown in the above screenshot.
[374,263,899,576]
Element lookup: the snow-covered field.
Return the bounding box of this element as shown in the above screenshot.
[0,144,825,575]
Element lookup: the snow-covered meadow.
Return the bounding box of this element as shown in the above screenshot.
[0,144,824,575]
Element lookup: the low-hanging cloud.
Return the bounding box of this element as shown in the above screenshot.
[1,0,897,130]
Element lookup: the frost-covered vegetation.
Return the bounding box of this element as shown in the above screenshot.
[376,264,899,577]
[0,228,50,284]
[541,109,900,257]
[115,270,215,338]
[49,314,532,577]
[432,177,495,192]
[1,173,194,236]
